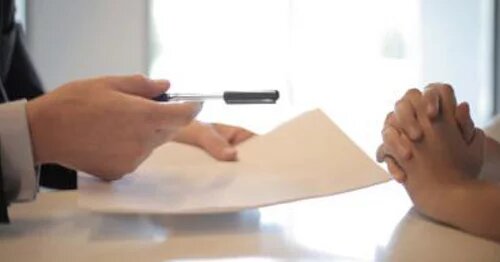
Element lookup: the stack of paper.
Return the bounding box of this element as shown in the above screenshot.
[78,109,390,214]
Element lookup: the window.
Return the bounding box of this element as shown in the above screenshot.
[149,0,493,155]
[15,0,26,27]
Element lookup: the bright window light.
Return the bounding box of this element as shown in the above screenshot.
[149,0,423,155]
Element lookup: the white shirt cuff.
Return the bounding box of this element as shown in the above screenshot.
[0,100,38,202]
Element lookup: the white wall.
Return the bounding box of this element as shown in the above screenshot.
[26,0,149,90]
[420,0,494,124]
[25,0,496,126]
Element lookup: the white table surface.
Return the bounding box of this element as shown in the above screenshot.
[1,181,499,262]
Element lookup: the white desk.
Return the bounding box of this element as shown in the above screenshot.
[1,181,499,261]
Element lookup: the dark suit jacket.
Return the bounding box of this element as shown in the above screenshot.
[0,0,77,223]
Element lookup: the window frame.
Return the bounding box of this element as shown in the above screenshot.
[495,0,500,114]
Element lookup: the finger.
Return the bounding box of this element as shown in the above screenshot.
[422,85,441,119]
[376,144,386,163]
[212,124,238,142]
[384,112,399,130]
[385,157,406,183]
[382,127,412,162]
[394,89,423,140]
[376,144,407,182]
[231,130,255,145]
[110,74,171,98]
[199,130,238,161]
[428,83,457,121]
[456,102,475,144]
[213,123,255,145]
[151,102,203,128]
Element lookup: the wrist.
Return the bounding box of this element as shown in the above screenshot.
[26,98,55,164]
[414,179,473,225]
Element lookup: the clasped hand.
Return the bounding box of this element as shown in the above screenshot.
[376,83,485,213]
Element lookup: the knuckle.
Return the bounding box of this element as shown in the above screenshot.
[423,87,440,100]
[382,127,396,142]
[440,83,454,96]
[394,101,413,119]
[405,88,421,97]
[405,89,423,106]
[394,99,407,110]
[385,111,395,122]
[386,114,398,128]
[424,82,439,90]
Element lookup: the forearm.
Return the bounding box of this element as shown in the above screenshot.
[479,136,500,181]
[431,181,500,242]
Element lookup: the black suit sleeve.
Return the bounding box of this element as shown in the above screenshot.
[4,25,43,100]
[0,1,76,224]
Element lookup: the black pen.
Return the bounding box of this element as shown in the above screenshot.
[153,90,280,104]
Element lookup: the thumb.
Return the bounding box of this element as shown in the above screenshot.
[376,144,386,163]
[109,75,170,98]
[200,130,238,161]
[376,144,406,182]
[468,128,485,161]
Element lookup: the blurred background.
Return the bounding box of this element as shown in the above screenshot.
[19,0,498,156]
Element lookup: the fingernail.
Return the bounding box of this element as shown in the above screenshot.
[187,102,203,111]
[222,147,237,160]
[153,79,169,84]
[464,102,470,114]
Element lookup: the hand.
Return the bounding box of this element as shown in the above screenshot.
[381,85,485,215]
[26,75,202,180]
[376,83,476,182]
[174,121,255,161]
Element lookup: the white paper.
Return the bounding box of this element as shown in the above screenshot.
[78,109,390,214]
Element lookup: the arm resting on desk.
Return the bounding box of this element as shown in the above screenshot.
[423,181,500,242]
